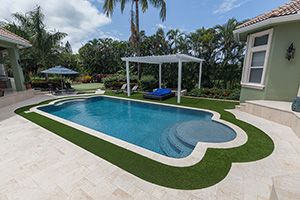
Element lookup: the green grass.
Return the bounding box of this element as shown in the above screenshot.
[15,92,274,190]
[71,83,104,91]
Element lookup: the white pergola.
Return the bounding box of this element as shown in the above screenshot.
[121,53,205,103]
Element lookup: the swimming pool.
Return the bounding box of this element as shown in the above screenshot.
[37,96,237,158]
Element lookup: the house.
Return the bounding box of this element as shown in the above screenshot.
[0,28,31,92]
[233,0,300,103]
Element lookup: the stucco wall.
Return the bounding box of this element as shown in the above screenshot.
[240,20,300,103]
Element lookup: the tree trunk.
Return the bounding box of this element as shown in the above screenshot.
[42,54,49,81]
[135,0,141,79]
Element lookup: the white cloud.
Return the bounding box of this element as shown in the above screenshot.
[213,0,249,14]
[156,24,167,29]
[0,0,112,53]
[156,23,174,30]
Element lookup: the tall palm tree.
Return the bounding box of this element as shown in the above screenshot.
[166,29,184,54]
[103,0,166,79]
[5,6,67,68]
[215,18,246,88]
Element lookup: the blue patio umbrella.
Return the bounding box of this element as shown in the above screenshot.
[40,65,79,88]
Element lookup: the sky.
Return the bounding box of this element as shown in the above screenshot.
[0,0,290,53]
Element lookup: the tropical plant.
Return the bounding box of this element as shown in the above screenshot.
[2,6,67,72]
[139,75,158,91]
[102,0,166,79]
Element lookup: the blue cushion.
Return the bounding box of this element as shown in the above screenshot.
[146,88,172,96]
[292,97,300,112]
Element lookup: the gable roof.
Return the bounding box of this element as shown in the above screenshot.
[236,0,300,30]
[0,28,31,48]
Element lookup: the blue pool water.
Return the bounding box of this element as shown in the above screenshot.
[38,97,236,158]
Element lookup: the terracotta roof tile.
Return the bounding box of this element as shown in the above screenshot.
[236,0,300,30]
[0,28,30,45]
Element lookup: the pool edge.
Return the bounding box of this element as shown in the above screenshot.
[30,95,248,167]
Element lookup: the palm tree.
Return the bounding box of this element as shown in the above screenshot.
[103,0,166,79]
[215,18,245,88]
[166,29,184,53]
[4,6,67,68]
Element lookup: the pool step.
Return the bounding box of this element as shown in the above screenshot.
[160,122,195,158]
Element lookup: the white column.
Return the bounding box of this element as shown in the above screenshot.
[159,63,162,88]
[177,60,182,103]
[297,85,300,96]
[198,61,203,89]
[126,61,130,97]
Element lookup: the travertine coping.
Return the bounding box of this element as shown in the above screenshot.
[30,95,248,167]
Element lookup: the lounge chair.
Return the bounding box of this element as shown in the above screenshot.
[124,85,138,93]
[143,88,175,101]
[112,84,127,93]
[49,84,62,95]
[65,82,76,93]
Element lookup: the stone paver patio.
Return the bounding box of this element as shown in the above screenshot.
[0,94,300,199]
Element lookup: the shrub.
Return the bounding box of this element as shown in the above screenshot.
[103,74,138,89]
[81,76,92,83]
[31,76,61,82]
[31,80,61,89]
[105,81,138,90]
[103,76,118,88]
[139,75,158,92]
[92,74,114,83]
[187,88,241,100]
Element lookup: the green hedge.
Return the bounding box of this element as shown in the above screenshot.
[106,82,138,90]
[31,80,61,89]
[103,76,118,88]
[187,88,240,100]
[103,75,138,89]
[139,75,158,92]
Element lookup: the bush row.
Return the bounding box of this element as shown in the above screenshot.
[92,74,115,83]
[31,77,61,82]
[81,76,92,83]
[187,88,240,100]
[31,80,61,89]
[106,82,138,90]
[103,75,157,91]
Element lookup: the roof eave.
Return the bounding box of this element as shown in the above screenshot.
[0,35,32,48]
[233,13,300,41]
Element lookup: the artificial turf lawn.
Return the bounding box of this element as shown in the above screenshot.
[15,92,274,189]
[71,83,104,91]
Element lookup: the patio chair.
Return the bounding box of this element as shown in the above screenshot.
[143,88,175,101]
[124,85,139,93]
[65,82,76,93]
[48,84,62,95]
[112,84,127,93]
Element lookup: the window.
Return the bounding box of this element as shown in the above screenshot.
[241,29,273,89]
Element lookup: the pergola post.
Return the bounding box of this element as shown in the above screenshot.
[159,63,162,88]
[177,60,182,103]
[126,61,130,96]
[198,61,203,89]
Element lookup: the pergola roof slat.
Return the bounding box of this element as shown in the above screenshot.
[121,53,204,64]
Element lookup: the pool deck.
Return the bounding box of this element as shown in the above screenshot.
[1,94,300,199]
